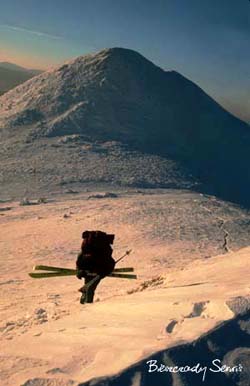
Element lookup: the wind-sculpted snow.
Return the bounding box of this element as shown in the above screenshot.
[79,310,250,386]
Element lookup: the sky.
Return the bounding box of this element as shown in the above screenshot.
[0,0,249,122]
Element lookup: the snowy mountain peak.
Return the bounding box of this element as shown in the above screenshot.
[0,48,249,205]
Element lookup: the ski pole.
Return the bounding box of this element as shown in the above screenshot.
[115,249,132,264]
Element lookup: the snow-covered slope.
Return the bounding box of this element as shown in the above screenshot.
[1,191,250,386]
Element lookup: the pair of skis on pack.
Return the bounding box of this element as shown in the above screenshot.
[29,265,136,279]
[29,265,136,294]
[29,250,136,293]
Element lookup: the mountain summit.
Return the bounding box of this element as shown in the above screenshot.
[0,48,249,204]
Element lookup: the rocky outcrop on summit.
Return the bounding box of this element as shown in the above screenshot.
[0,48,249,204]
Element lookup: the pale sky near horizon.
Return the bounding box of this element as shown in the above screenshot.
[0,0,249,122]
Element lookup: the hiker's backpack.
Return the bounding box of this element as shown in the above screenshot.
[76,230,115,276]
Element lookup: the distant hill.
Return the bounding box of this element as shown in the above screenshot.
[0,48,249,205]
[0,62,42,95]
[0,61,42,75]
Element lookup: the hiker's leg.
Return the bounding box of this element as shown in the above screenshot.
[79,276,90,304]
[85,276,101,303]
[80,275,101,304]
